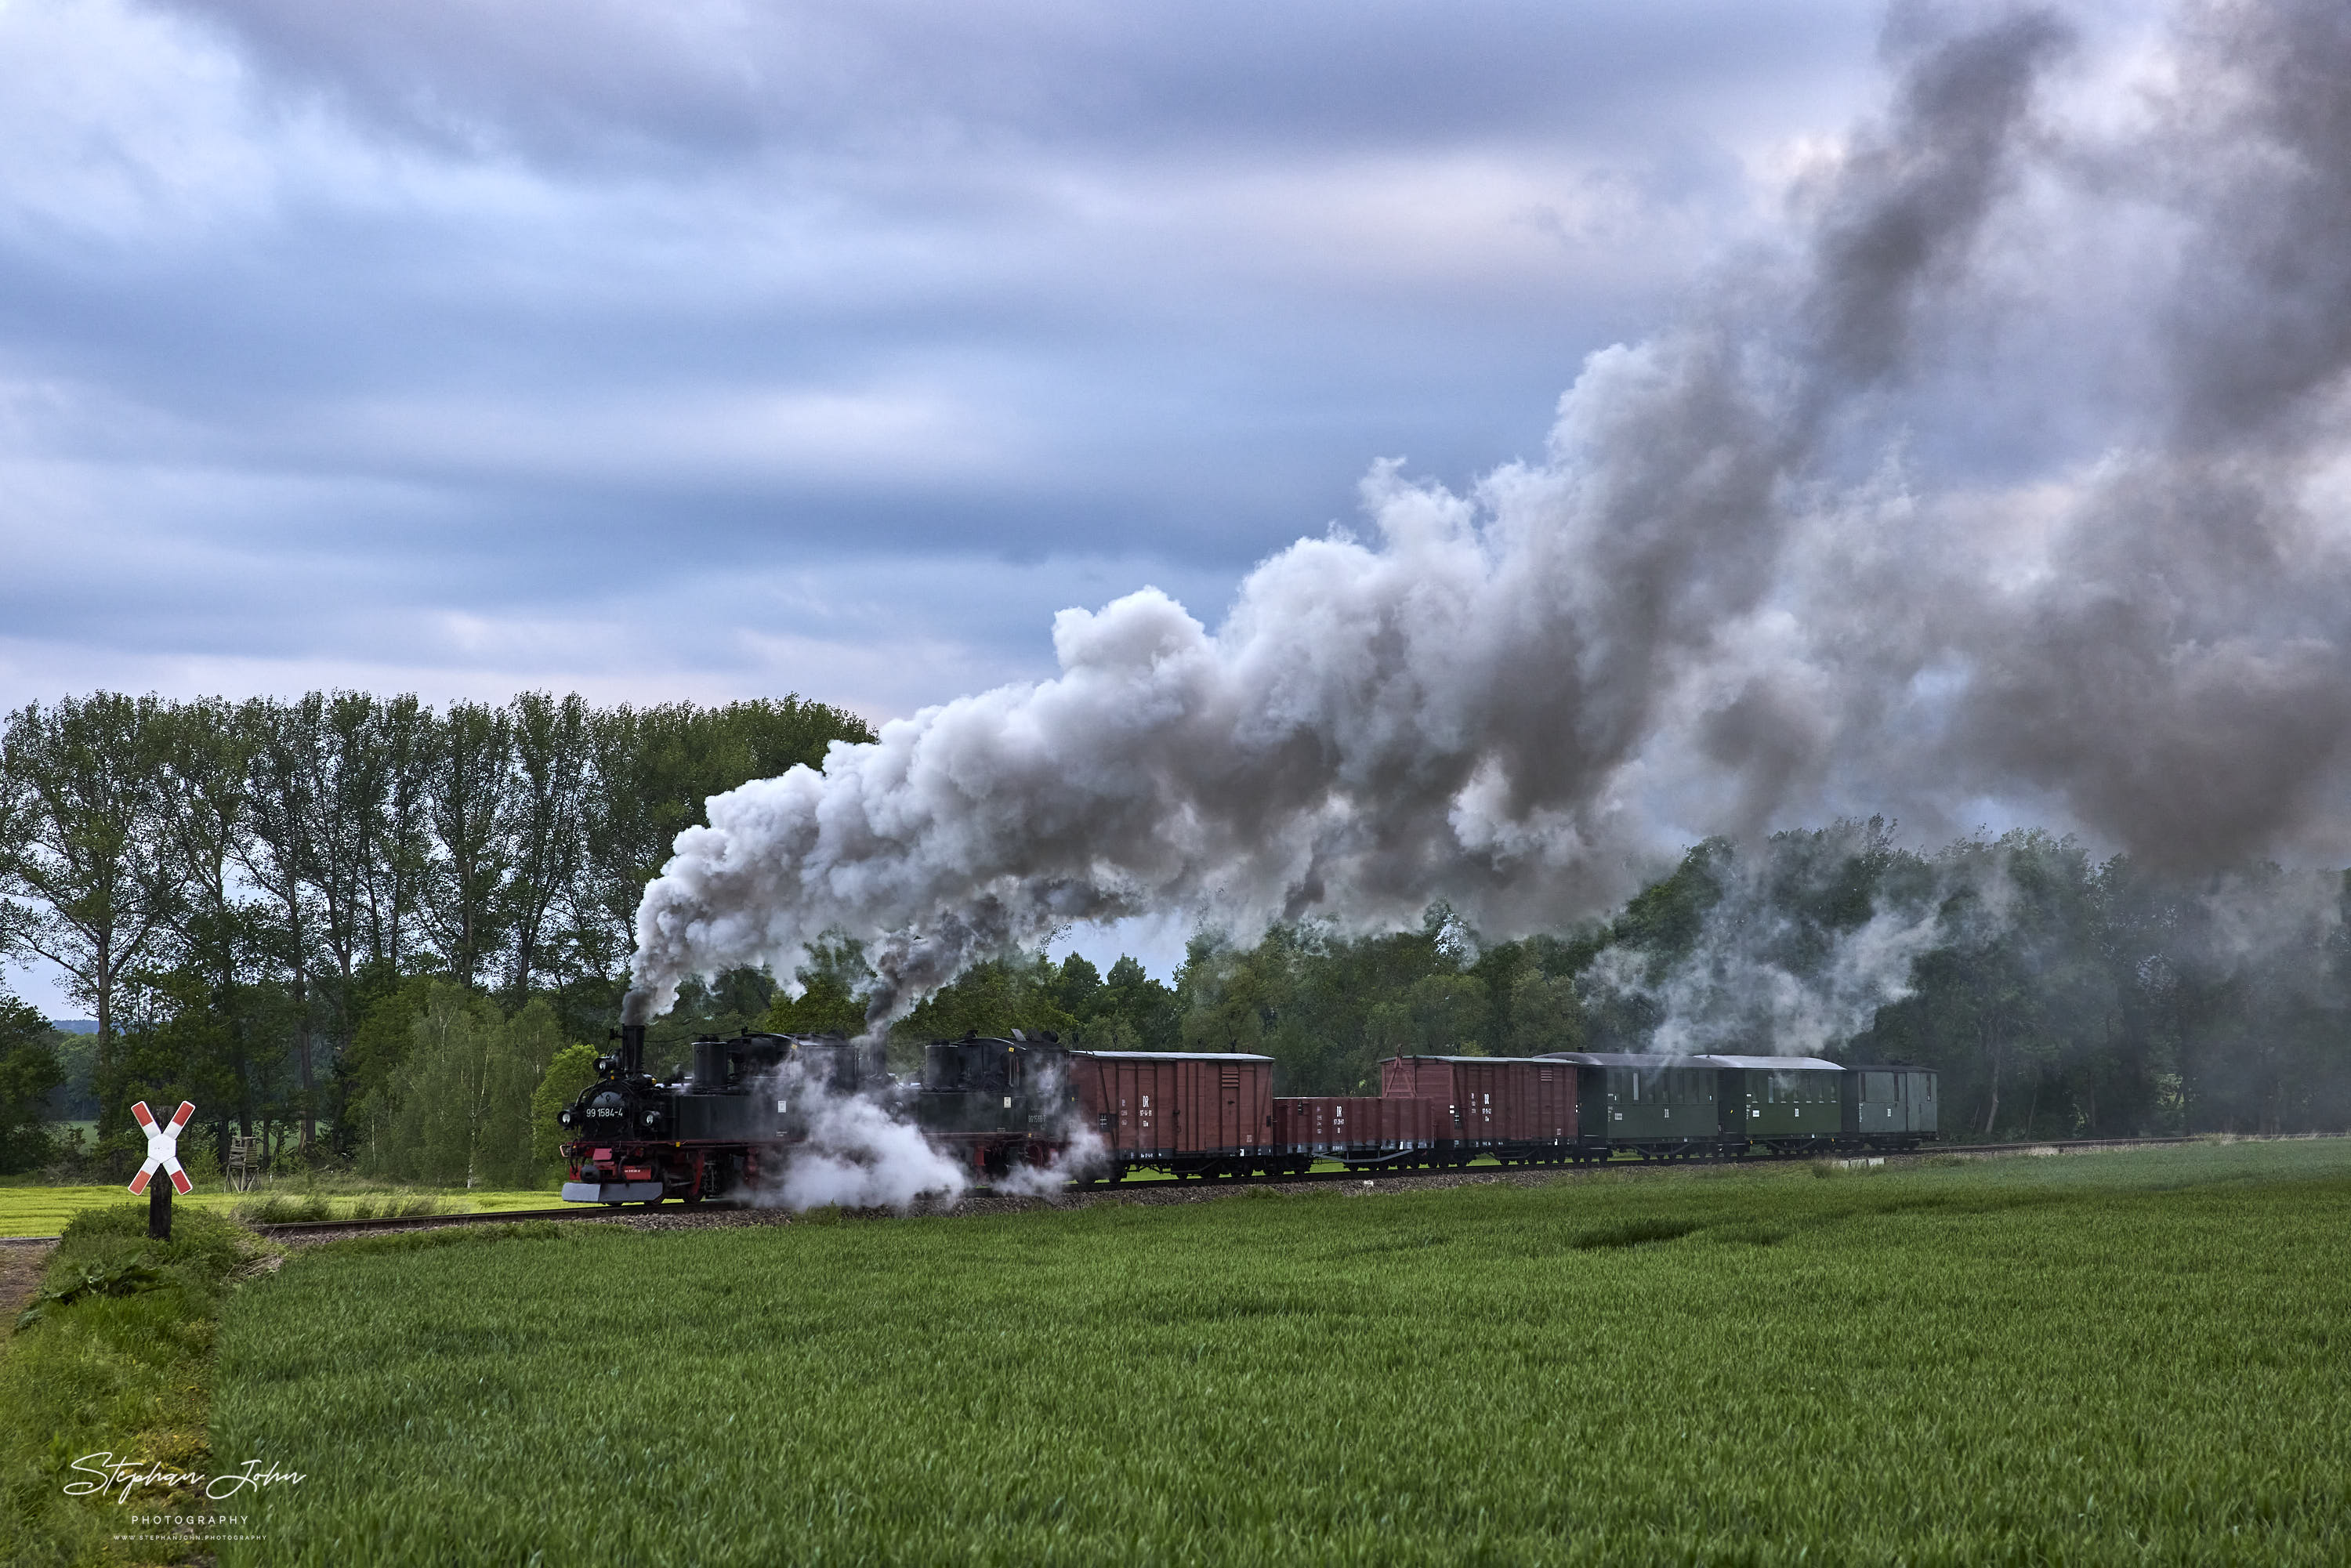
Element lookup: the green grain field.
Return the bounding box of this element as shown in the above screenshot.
[208,1141,2351,1566]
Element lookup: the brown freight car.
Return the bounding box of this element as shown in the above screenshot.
[1378,1056,1584,1164]
[1273,1095,1440,1170]
[1067,1051,1277,1179]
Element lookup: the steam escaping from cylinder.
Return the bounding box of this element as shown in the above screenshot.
[629,1,2351,1027]
[755,1058,970,1211]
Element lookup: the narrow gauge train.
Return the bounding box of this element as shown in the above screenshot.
[558,1024,1938,1204]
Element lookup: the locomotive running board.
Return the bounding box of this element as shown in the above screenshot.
[561,1182,664,1204]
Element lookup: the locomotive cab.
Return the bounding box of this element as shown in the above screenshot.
[914,1031,1079,1175]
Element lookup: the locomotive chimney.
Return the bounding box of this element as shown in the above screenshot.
[618,987,654,1076]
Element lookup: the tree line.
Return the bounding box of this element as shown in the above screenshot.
[4,685,2346,1179]
[0,690,872,1174]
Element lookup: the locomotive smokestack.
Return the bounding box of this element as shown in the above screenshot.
[618,988,654,1074]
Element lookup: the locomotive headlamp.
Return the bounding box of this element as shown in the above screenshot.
[641,1110,662,1132]
[557,1109,574,1128]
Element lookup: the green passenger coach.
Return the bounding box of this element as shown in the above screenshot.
[1548,1054,1722,1159]
[1694,1056,1844,1155]
[1839,1065,1939,1147]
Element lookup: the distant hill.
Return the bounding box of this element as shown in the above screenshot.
[47,1019,98,1034]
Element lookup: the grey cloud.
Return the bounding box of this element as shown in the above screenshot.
[153,0,1880,165]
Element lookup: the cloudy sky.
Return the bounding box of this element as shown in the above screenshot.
[0,0,1909,721]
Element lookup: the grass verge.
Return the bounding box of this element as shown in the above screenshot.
[2,1203,277,1567]
[209,1139,2351,1566]
[0,1186,560,1240]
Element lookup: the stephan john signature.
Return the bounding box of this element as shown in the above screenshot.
[67,1454,306,1504]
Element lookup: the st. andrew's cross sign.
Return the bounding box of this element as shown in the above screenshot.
[128,1100,196,1197]
[129,1099,196,1240]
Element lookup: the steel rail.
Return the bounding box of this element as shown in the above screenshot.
[218,1132,2265,1240]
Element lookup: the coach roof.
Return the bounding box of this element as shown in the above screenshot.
[1077,1051,1274,1062]
[1539,1052,1715,1070]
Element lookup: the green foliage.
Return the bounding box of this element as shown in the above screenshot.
[531,1043,599,1174]
[0,987,64,1173]
[364,983,551,1188]
[890,954,1078,1051]
[1505,965,1586,1055]
[1177,908,1562,1092]
[1085,955,1180,1049]
[342,976,445,1147]
[1366,971,1490,1056]
[211,1143,2351,1566]
[0,692,184,1143]
[762,932,873,1036]
[2,687,873,1172]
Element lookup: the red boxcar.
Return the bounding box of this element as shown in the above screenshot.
[1378,1056,1579,1161]
[1274,1095,1439,1168]
[1067,1051,1276,1177]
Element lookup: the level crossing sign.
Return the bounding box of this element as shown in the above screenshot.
[128,1100,197,1197]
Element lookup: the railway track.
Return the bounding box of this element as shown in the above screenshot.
[0,1134,2254,1246]
[230,1132,2229,1240]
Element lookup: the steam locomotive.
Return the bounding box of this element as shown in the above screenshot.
[556,1024,889,1205]
[556,1023,1937,1206]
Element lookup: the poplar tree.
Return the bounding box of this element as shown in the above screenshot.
[0,694,184,1137]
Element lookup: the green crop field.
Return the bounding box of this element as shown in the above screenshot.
[203,1141,2351,1566]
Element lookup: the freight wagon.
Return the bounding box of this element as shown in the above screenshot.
[1378,1056,1581,1164]
[1066,1050,1277,1179]
[1273,1095,1440,1170]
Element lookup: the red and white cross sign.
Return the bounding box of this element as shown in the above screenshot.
[128,1100,197,1197]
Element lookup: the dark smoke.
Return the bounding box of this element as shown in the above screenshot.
[629,1,2351,1026]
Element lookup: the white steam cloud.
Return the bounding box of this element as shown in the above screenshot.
[631,2,2351,1031]
[756,1060,969,1211]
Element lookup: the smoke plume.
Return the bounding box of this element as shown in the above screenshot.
[1585,827,1952,1059]
[630,1,2351,1027]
